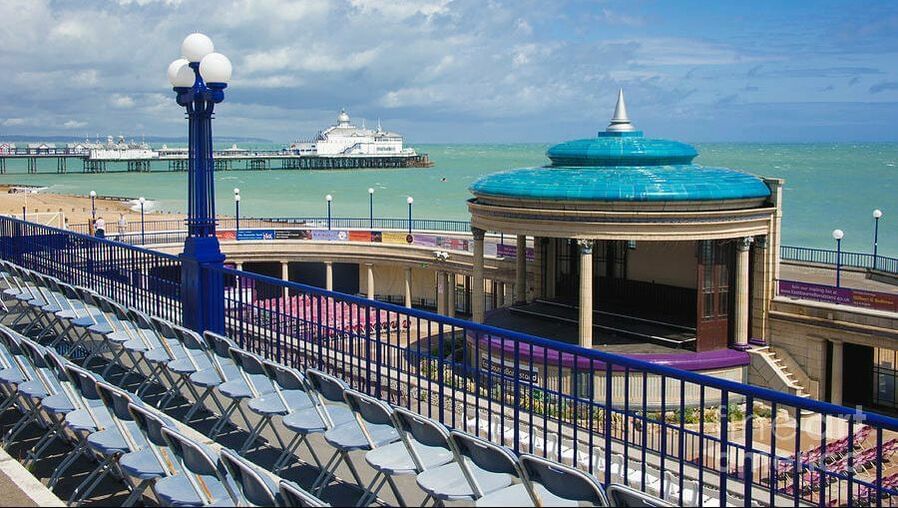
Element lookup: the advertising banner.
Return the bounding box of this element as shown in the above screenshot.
[779,280,898,312]
[412,234,439,248]
[311,230,348,241]
[382,232,410,245]
[237,229,275,241]
[216,230,236,241]
[349,231,379,243]
[496,243,536,261]
[274,229,311,240]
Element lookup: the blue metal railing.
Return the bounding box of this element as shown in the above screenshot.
[4,214,898,506]
[69,216,474,236]
[0,217,182,324]
[72,217,898,276]
[781,245,898,275]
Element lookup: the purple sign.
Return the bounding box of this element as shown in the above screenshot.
[496,243,535,261]
[779,280,898,312]
[311,230,348,241]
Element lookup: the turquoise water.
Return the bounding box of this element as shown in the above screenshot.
[2,143,896,256]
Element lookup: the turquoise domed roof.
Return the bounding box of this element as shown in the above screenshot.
[470,91,771,203]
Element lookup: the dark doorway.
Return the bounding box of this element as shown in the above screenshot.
[291,262,326,288]
[334,263,359,295]
[844,343,874,408]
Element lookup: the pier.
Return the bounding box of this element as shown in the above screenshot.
[0,148,432,174]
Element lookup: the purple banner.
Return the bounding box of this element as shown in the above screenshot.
[311,230,348,241]
[496,243,535,261]
[779,280,898,312]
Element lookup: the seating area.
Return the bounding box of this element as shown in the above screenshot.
[0,257,702,506]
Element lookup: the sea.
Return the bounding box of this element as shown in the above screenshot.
[1,142,897,256]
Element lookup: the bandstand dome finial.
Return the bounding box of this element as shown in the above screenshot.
[606,89,636,132]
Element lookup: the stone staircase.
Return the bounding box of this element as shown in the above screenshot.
[748,345,814,400]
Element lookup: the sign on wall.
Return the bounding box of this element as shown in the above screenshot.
[779,280,898,313]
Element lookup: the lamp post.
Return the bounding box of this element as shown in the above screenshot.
[833,229,844,288]
[234,188,240,233]
[407,196,414,234]
[138,196,146,245]
[167,32,232,334]
[873,209,883,271]
[89,190,97,222]
[368,188,374,229]
[326,194,333,230]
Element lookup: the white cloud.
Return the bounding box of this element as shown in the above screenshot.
[63,120,88,129]
[111,95,137,108]
[1,118,26,127]
[348,0,450,20]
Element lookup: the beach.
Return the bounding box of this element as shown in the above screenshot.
[0,184,183,228]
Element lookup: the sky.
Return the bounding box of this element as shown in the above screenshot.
[0,0,897,144]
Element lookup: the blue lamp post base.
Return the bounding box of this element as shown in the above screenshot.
[180,235,225,334]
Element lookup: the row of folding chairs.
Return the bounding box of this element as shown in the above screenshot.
[0,322,327,506]
[0,257,680,506]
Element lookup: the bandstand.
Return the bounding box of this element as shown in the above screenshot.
[468,91,783,364]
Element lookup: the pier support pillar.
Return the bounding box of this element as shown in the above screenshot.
[447,273,456,318]
[830,339,844,405]
[733,236,753,350]
[325,262,333,291]
[366,263,375,300]
[281,262,290,301]
[472,228,485,323]
[515,235,527,304]
[404,267,413,308]
[578,240,593,348]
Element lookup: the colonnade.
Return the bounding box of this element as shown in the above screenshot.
[236,258,511,317]
[470,228,759,351]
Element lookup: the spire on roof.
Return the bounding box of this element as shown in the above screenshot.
[606,89,636,132]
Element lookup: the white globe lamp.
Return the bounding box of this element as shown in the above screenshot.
[199,52,232,85]
[181,33,214,63]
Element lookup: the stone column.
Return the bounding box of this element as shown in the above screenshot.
[515,234,527,304]
[831,339,844,405]
[235,262,243,271]
[546,238,557,299]
[436,271,446,314]
[734,236,753,350]
[447,273,457,318]
[325,261,333,291]
[497,282,506,308]
[366,263,375,300]
[404,267,412,308]
[578,240,593,348]
[281,262,290,301]
[472,228,486,323]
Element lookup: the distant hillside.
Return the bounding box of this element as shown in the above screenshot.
[0,134,272,144]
